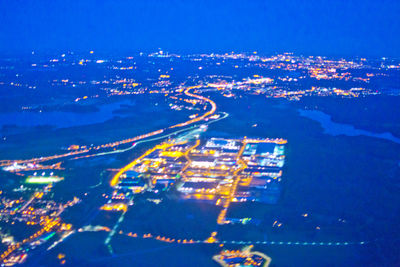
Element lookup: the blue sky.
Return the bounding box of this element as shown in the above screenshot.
[0,0,399,56]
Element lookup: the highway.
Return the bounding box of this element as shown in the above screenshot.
[109,87,218,187]
[216,141,247,225]
[1,86,218,172]
[1,86,221,263]
[170,87,217,128]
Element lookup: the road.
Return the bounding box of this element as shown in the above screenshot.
[1,86,218,170]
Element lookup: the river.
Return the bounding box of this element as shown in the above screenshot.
[298,109,400,144]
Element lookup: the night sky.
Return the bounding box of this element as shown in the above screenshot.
[0,0,399,57]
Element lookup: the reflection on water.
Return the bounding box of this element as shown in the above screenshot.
[299,109,400,144]
[0,101,132,129]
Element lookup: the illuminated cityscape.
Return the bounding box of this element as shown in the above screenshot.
[0,50,398,266]
[1,0,400,266]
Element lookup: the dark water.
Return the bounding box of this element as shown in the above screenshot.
[0,101,132,129]
[298,109,400,144]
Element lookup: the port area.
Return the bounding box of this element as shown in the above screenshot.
[107,125,287,229]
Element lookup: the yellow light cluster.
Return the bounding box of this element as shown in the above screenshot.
[100,203,127,212]
[160,151,184,158]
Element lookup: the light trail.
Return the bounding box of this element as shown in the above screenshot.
[181,139,201,173]
[109,88,222,187]
[1,86,224,263]
[216,140,247,225]
[79,226,370,247]
[69,119,211,160]
[69,111,228,161]
[1,86,220,171]
[110,142,184,187]
[170,86,217,128]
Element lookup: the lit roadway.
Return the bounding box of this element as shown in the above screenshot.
[110,87,217,187]
[216,141,247,225]
[0,86,218,171]
[170,86,217,128]
[110,142,180,187]
[0,85,220,264]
